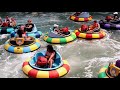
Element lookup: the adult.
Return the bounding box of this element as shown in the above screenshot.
[105,16,113,22]
[53,24,60,34]
[113,12,119,21]
[25,19,34,32]
[10,17,17,27]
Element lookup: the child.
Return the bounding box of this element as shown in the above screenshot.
[36,45,56,68]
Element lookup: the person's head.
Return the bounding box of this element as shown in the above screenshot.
[6,16,9,19]
[94,20,97,23]
[27,19,32,24]
[19,25,25,30]
[53,24,59,28]
[47,45,54,53]
[115,60,120,68]
[11,18,15,21]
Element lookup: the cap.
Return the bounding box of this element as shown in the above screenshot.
[53,24,59,27]
[113,12,118,14]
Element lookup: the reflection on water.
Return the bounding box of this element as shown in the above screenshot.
[0,12,120,78]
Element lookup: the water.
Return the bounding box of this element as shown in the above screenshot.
[0,12,120,78]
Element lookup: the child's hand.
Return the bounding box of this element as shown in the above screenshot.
[48,60,50,63]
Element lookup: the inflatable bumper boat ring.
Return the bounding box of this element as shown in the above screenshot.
[74,29,106,39]
[98,63,120,78]
[99,20,120,30]
[70,15,92,22]
[22,50,70,78]
[43,32,76,44]
[4,36,41,54]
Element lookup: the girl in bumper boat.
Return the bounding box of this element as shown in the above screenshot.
[17,25,32,41]
[35,44,56,68]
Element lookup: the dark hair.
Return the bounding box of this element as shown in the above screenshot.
[47,45,54,52]
[47,45,56,59]
[116,60,120,68]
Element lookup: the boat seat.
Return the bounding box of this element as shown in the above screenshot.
[107,63,120,77]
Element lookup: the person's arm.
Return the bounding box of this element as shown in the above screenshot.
[97,23,100,29]
[48,52,55,61]
[0,21,2,27]
[26,24,34,29]
[26,25,32,28]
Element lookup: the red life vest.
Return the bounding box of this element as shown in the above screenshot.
[81,24,88,31]
[2,22,8,27]
[93,23,99,28]
[36,56,47,66]
[62,27,69,32]
[105,16,112,20]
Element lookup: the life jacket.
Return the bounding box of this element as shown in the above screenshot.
[81,24,88,31]
[2,22,8,27]
[105,16,112,20]
[93,23,99,28]
[36,56,48,66]
[89,23,99,30]
[61,27,69,32]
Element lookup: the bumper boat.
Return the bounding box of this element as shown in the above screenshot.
[99,19,120,30]
[74,28,106,39]
[70,12,92,22]
[22,50,70,78]
[43,31,76,44]
[74,21,106,39]
[0,27,15,34]
[4,36,41,54]
[10,24,42,38]
[98,62,120,78]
